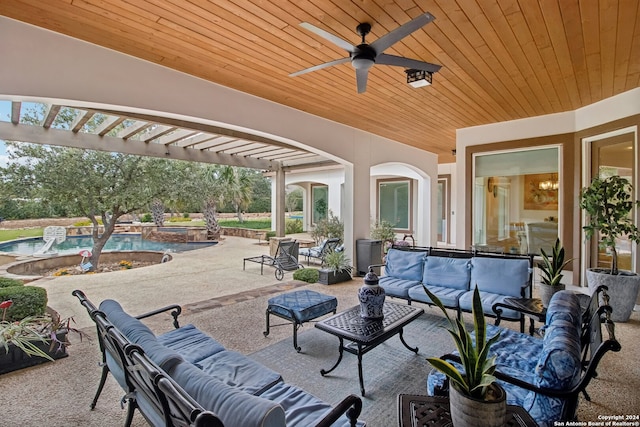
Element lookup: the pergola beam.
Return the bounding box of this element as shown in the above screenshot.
[0,121,276,170]
[11,101,21,124]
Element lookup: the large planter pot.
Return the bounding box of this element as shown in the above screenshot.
[449,382,506,427]
[586,268,640,322]
[318,268,352,285]
[539,283,565,308]
[0,330,68,375]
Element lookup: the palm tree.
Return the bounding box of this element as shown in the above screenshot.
[219,166,253,223]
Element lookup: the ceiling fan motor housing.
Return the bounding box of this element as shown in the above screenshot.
[351,44,376,69]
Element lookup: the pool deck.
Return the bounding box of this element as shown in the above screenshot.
[23,234,319,330]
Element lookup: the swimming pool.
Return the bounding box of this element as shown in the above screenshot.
[0,234,217,256]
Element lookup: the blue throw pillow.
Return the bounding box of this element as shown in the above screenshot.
[385,249,426,281]
[423,256,471,290]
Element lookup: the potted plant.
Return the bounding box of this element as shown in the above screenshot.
[318,250,353,285]
[370,220,396,253]
[538,238,572,308]
[0,279,86,374]
[424,285,506,427]
[580,175,640,322]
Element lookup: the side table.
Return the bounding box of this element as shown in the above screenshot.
[398,394,539,427]
[493,297,546,336]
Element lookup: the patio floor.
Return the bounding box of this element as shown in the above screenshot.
[0,235,638,426]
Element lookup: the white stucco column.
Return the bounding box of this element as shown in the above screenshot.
[275,167,286,237]
[344,161,371,264]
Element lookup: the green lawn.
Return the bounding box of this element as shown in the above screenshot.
[0,228,44,242]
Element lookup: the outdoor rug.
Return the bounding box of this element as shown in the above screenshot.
[249,310,452,427]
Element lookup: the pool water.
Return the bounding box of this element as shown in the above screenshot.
[0,234,216,255]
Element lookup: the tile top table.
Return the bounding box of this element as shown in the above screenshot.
[398,394,539,427]
[315,301,424,396]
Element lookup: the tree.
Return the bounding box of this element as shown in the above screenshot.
[218,166,253,222]
[285,187,303,213]
[1,143,173,270]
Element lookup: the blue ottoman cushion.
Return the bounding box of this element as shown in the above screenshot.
[268,290,337,323]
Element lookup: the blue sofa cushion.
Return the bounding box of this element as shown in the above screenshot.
[422,256,471,290]
[99,300,184,372]
[544,290,582,331]
[196,350,283,395]
[458,291,522,320]
[99,300,156,343]
[171,362,286,427]
[158,324,226,364]
[267,290,337,323]
[379,276,421,299]
[470,257,530,297]
[258,382,363,427]
[408,285,465,308]
[384,249,426,281]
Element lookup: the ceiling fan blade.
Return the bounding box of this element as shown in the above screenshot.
[300,22,356,53]
[370,12,435,54]
[376,53,442,73]
[289,57,351,77]
[356,68,369,93]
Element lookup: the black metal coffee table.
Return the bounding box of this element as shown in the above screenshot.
[315,301,424,396]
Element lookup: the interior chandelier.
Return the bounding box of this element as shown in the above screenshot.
[539,174,559,190]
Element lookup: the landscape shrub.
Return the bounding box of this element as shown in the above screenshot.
[293,268,319,283]
[265,231,276,240]
[0,277,24,288]
[0,286,48,321]
[141,213,153,223]
[285,219,303,234]
[73,218,103,226]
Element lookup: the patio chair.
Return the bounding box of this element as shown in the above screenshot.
[243,239,303,280]
[299,237,341,266]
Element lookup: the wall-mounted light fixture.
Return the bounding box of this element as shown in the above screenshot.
[405,69,433,88]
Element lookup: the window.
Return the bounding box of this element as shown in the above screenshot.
[311,185,328,224]
[473,147,560,254]
[377,179,411,232]
[437,175,451,243]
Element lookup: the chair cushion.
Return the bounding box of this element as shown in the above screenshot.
[258,382,363,427]
[158,324,226,364]
[423,256,471,291]
[471,257,530,297]
[379,276,421,299]
[384,249,426,281]
[408,284,465,308]
[458,291,522,320]
[99,300,184,371]
[195,350,283,395]
[267,290,337,323]
[170,362,286,427]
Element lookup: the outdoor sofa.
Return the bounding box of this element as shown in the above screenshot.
[375,247,534,329]
[426,286,621,427]
[73,290,364,427]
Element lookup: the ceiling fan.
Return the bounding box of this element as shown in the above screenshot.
[290,12,442,93]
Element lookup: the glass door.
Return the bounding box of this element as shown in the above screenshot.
[589,133,635,271]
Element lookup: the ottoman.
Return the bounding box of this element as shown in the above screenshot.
[264,290,338,352]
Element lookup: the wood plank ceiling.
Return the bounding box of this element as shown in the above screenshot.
[1,0,638,164]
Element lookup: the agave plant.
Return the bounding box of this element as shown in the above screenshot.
[425,285,501,399]
[539,238,572,287]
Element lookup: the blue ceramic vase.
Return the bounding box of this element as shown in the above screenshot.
[358,267,385,320]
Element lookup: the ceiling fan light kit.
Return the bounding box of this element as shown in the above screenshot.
[290,12,441,93]
[406,69,432,87]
